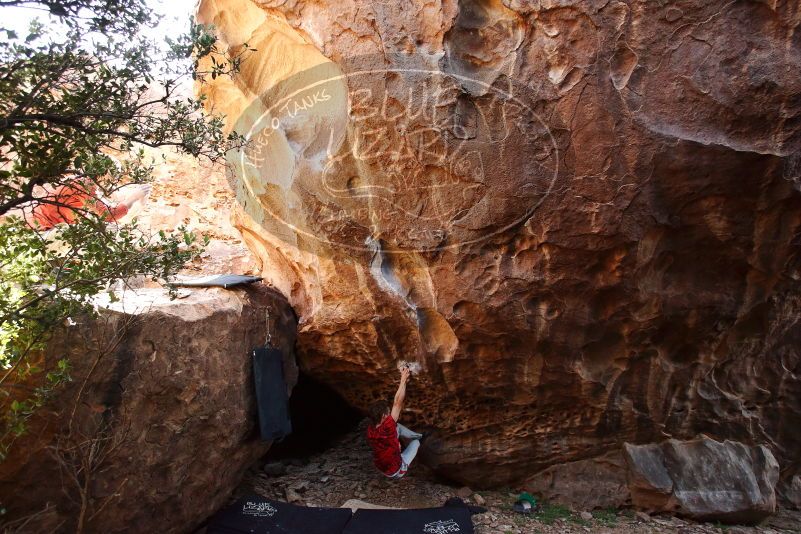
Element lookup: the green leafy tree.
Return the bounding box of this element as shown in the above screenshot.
[0,0,249,460]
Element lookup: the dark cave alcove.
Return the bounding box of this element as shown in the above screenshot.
[264,371,363,460]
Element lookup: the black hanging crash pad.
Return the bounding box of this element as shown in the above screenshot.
[172,274,263,289]
[205,496,483,534]
[206,495,352,534]
[252,346,292,441]
[342,497,482,534]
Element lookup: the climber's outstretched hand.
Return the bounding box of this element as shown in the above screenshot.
[400,365,411,383]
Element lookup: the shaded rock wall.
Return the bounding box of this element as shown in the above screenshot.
[524,450,629,510]
[0,285,296,533]
[624,437,779,524]
[197,0,801,492]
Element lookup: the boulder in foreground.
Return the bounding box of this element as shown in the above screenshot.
[0,285,296,533]
[624,437,779,524]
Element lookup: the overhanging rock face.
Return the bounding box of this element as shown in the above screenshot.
[0,286,297,533]
[197,0,801,491]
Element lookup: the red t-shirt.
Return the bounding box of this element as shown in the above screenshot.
[366,415,401,475]
[28,182,128,230]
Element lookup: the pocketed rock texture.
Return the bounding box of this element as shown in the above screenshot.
[197,0,801,499]
[624,437,780,524]
[0,285,296,533]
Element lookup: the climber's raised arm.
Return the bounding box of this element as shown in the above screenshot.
[390,366,411,422]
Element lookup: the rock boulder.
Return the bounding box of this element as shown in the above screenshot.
[623,437,779,524]
[0,285,296,533]
[197,0,801,492]
[523,451,630,510]
[779,476,801,510]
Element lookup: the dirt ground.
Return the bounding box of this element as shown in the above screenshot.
[233,423,801,534]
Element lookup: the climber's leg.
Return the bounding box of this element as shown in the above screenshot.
[386,426,422,479]
[400,438,420,467]
[396,423,422,440]
[388,439,420,479]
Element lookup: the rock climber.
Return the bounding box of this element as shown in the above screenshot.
[366,365,424,480]
[18,179,150,230]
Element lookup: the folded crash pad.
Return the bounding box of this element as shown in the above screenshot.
[206,496,484,534]
[342,498,481,534]
[252,346,292,441]
[172,274,263,289]
[206,495,352,534]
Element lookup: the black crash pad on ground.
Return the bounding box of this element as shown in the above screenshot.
[206,495,352,534]
[252,346,292,441]
[206,496,483,534]
[342,497,480,534]
[172,274,263,289]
